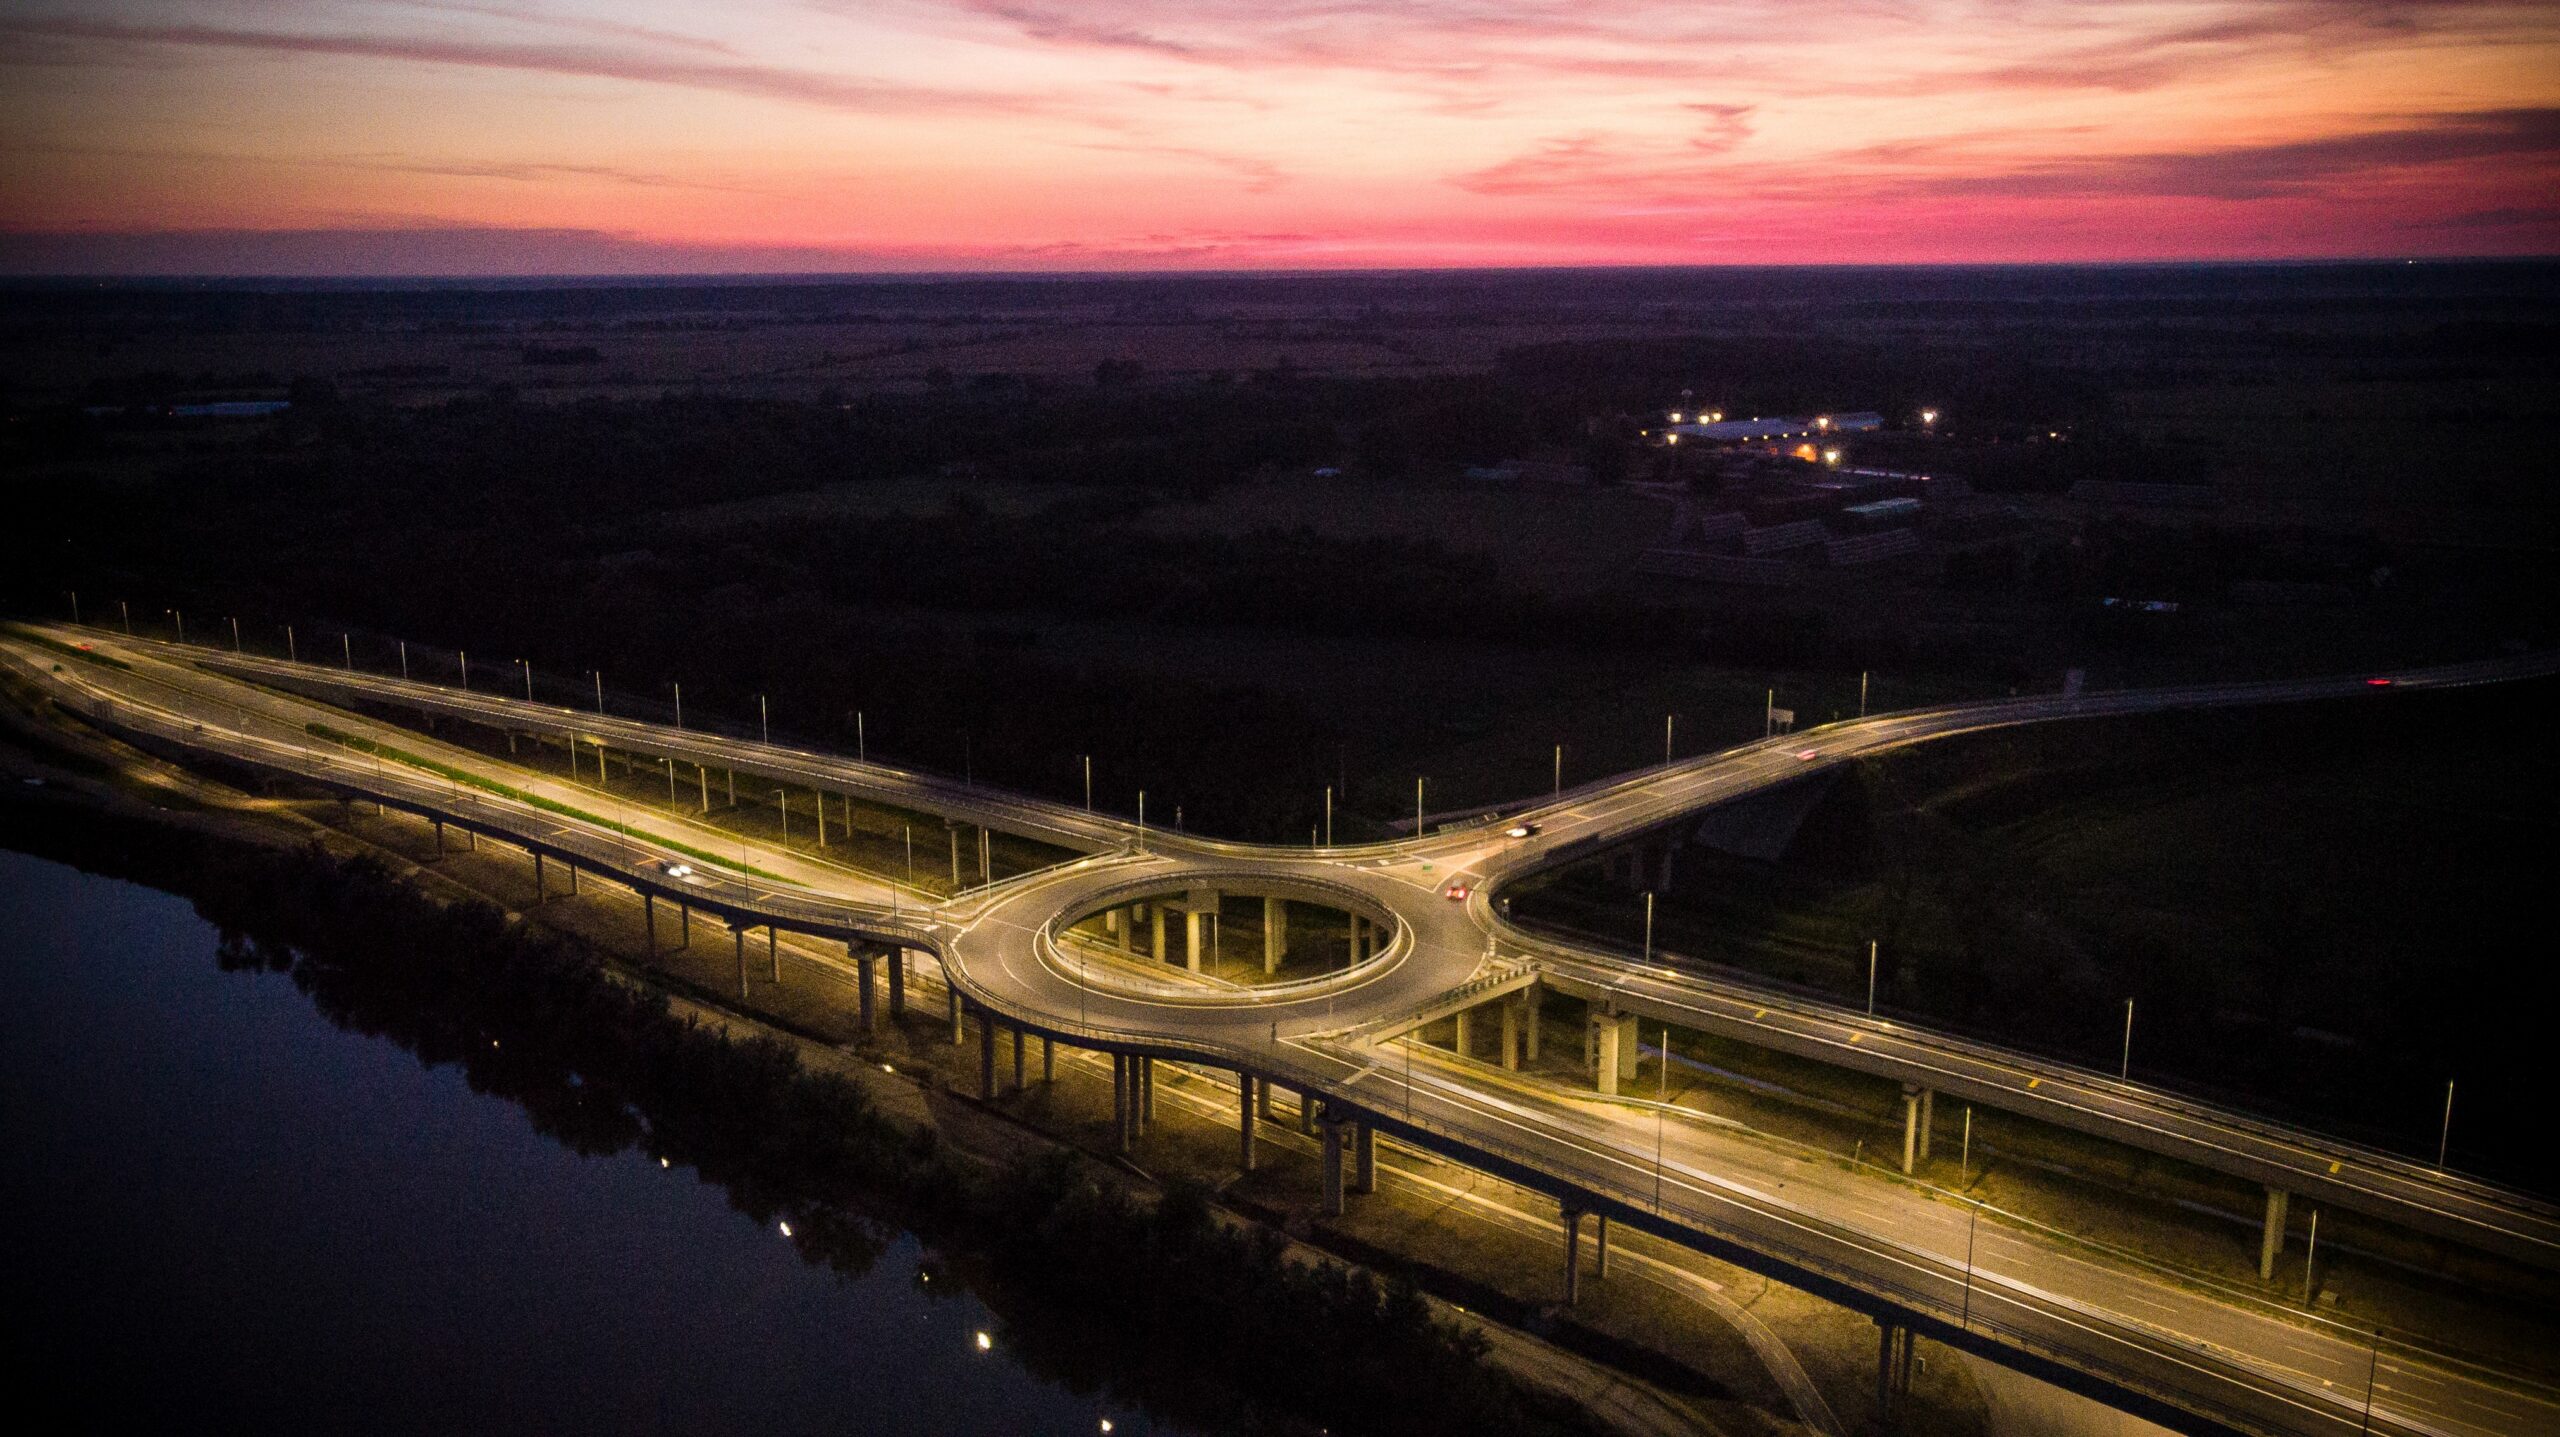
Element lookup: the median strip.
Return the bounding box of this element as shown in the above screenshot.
[303,722,791,883]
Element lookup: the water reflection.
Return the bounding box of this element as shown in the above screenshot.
[0,848,1170,1436]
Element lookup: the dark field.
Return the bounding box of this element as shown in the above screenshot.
[5,263,2556,843]
[1510,679,2560,1193]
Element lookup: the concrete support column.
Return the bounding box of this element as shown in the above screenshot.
[1501,1001,1520,1070]
[1012,1027,1026,1092]
[734,925,747,998]
[1184,907,1204,973]
[1353,1122,1375,1195]
[2260,1186,2291,1281]
[1561,1208,1583,1306]
[1594,1014,1624,1097]
[888,948,906,1017]
[1596,1215,1611,1278]
[1041,1035,1054,1083]
[1105,908,1122,940]
[1257,1079,1274,1119]
[854,948,877,1033]
[1616,1015,1640,1084]
[566,862,578,895]
[1263,896,1284,975]
[1298,1087,1317,1135]
[1151,905,1166,961]
[1523,990,1541,1062]
[644,892,656,951]
[949,986,964,1045]
[1902,1084,1924,1174]
[1112,1056,1130,1152]
[679,903,689,948]
[431,817,444,854]
[1239,1075,1258,1172]
[1347,914,1363,966]
[1319,1113,1346,1217]
[1877,1321,1899,1418]
[1919,1088,1936,1162]
[1140,1056,1156,1129]
[977,1012,996,1101]
[768,926,780,984]
[533,851,545,900]
[1453,1007,1472,1059]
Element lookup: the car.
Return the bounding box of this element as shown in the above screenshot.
[1795,748,1820,761]
[661,861,696,880]
[2365,677,2395,688]
[1504,822,1541,839]
[1443,882,1471,901]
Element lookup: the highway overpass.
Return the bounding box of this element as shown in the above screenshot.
[7,622,2555,1437]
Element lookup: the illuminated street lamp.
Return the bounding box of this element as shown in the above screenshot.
[1920,408,1939,427]
[1823,447,1842,466]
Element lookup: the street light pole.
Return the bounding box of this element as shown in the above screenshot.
[1415,777,1424,837]
[1324,785,1333,846]
[2439,1079,2456,1168]
[399,642,408,680]
[1553,743,1562,800]
[1137,790,1146,853]
[672,681,682,729]
[1664,714,1674,766]
[1642,891,1655,965]
[1867,939,1878,1015]
[2121,999,2135,1080]
[856,710,866,763]
[759,694,768,745]
[1860,670,1870,717]
[1082,755,1091,812]
[458,649,467,687]
[342,633,352,669]
[229,616,240,651]
[521,660,532,701]
[593,670,605,715]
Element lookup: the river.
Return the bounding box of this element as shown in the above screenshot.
[0,847,1173,1435]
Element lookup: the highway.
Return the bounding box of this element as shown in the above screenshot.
[7,622,2556,1437]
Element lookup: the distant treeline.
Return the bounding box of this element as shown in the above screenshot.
[0,799,1605,1437]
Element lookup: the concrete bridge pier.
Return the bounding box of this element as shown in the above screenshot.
[1041,1035,1054,1083]
[1111,1056,1131,1151]
[532,851,545,900]
[768,926,780,983]
[678,902,689,947]
[1595,1214,1610,1278]
[733,925,747,998]
[1239,1074,1259,1171]
[1352,1121,1375,1195]
[1263,896,1285,974]
[1184,905,1205,973]
[887,947,906,1017]
[644,892,657,951]
[1901,1084,1937,1174]
[1150,905,1166,961]
[1500,1001,1520,1070]
[1523,990,1541,1062]
[1453,1007,1473,1059]
[1592,1011,1638,1096]
[1561,1207,1584,1306]
[1256,1078,1274,1119]
[949,986,964,1045]
[1297,1087,1317,1135]
[2260,1186,2290,1280]
[431,817,444,855]
[852,945,876,1033]
[977,1012,997,1100]
[566,861,577,896]
[1319,1110,1347,1217]
[1876,1319,1914,1424]
[1139,1057,1156,1130]
[1012,1027,1026,1092]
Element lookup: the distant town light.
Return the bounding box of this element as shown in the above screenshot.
[1823,447,1842,465]
[779,1220,793,1237]
[975,1330,994,1352]
[1921,408,1938,425]
[1665,433,1679,445]
[1669,411,1684,422]
[1815,415,1831,430]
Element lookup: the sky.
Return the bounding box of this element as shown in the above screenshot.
[1,0,2555,273]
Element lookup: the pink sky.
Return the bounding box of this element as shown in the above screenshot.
[2,0,2555,272]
